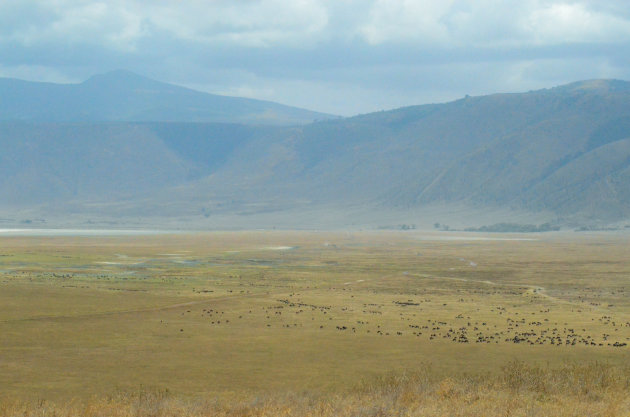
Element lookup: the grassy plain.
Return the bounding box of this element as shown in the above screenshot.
[1,231,630,414]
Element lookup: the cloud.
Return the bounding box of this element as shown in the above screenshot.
[0,0,330,49]
[6,0,630,50]
[357,0,630,47]
[0,2,142,51]
[1,0,630,114]
[358,0,455,45]
[524,2,630,44]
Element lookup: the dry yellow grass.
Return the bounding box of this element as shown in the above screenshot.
[1,231,630,414]
[2,361,629,416]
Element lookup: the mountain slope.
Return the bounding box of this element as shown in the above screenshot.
[406,81,630,219]
[0,123,191,206]
[0,70,335,126]
[172,79,630,222]
[2,79,630,227]
[0,122,283,207]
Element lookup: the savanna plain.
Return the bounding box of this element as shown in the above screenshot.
[1,231,630,416]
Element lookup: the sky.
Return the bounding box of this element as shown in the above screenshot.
[2,0,630,116]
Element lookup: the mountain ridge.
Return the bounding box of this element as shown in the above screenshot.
[2,78,630,228]
[0,70,336,126]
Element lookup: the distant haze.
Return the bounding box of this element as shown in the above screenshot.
[1,74,630,229]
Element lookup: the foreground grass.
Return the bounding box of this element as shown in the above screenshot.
[3,361,629,417]
[2,231,630,402]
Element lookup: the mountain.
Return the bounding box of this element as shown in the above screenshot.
[177,79,630,222]
[0,70,335,126]
[2,79,630,229]
[0,122,279,206]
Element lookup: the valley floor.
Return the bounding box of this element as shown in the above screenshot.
[1,231,629,415]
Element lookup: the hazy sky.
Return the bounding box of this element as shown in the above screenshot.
[2,0,630,115]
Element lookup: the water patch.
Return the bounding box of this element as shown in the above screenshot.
[262,246,296,250]
[0,229,168,237]
[94,261,144,266]
[172,260,200,265]
[418,235,538,241]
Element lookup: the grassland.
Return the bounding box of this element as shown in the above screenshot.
[1,231,630,415]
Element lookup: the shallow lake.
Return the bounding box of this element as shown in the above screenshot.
[0,228,171,237]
